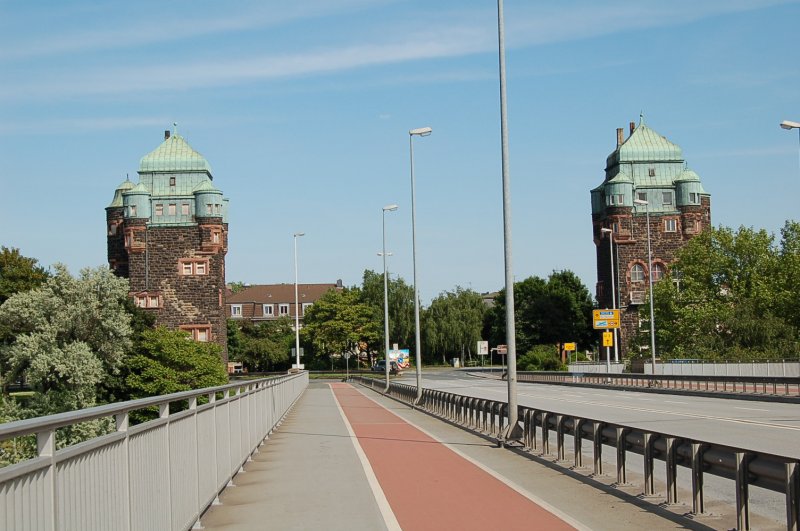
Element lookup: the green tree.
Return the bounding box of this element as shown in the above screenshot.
[423,287,486,364]
[486,271,595,355]
[126,326,228,398]
[640,224,799,360]
[359,270,415,354]
[0,247,49,304]
[0,264,133,449]
[229,317,294,372]
[301,287,380,369]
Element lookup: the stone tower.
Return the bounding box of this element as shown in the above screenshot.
[106,129,229,359]
[590,116,710,359]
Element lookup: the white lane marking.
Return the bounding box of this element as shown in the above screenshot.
[664,401,687,405]
[354,387,591,531]
[330,385,401,531]
[490,387,800,433]
[734,406,769,412]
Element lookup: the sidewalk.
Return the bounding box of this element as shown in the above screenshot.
[200,382,712,530]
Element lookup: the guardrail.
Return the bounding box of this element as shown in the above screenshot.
[471,368,800,399]
[352,376,800,530]
[0,372,308,531]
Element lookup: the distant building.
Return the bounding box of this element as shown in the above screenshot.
[107,129,229,358]
[590,116,711,358]
[481,291,499,308]
[226,281,343,327]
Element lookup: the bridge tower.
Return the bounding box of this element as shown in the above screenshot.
[590,116,711,359]
[106,128,229,359]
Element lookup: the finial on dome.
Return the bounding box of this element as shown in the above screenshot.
[639,112,645,126]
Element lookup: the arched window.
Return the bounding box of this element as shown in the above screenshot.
[631,264,645,282]
[652,263,666,282]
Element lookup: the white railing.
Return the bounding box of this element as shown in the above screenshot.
[0,372,308,531]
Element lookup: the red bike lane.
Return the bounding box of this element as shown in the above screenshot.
[331,383,576,531]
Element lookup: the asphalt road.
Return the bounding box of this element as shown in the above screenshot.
[395,369,800,458]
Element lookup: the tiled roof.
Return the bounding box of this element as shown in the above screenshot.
[227,283,339,305]
[139,134,212,173]
[618,121,683,163]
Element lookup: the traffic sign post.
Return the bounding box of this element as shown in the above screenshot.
[564,342,576,365]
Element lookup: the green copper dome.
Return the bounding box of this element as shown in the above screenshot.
[139,134,212,174]
[617,120,683,163]
[107,178,135,207]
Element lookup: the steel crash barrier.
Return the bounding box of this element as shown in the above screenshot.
[353,376,800,531]
[0,372,308,531]
[473,369,800,398]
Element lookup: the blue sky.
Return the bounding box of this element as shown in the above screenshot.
[1,0,799,303]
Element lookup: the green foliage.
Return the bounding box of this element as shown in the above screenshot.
[422,287,486,364]
[301,287,380,369]
[228,317,293,372]
[0,264,132,411]
[638,223,800,360]
[486,271,595,354]
[126,327,228,398]
[518,344,566,371]
[228,281,247,293]
[0,247,49,305]
[360,270,415,354]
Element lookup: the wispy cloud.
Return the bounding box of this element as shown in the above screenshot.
[1,0,795,102]
[0,0,396,61]
[0,116,168,135]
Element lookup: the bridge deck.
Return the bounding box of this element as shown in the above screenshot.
[199,381,720,530]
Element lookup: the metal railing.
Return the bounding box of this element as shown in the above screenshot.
[471,368,800,399]
[0,372,308,531]
[353,376,800,531]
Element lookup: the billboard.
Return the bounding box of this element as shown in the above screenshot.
[389,349,411,369]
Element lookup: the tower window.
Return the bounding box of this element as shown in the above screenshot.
[169,177,176,187]
[664,219,677,232]
[180,325,212,342]
[631,264,645,283]
[182,203,190,215]
[689,192,699,203]
[179,259,209,276]
[155,204,163,216]
[168,204,176,216]
[652,263,665,282]
[648,168,656,177]
[637,192,647,202]
[129,205,137,217]
[662,191,673,205]
[206,204,213,215]
[212,231,221,244]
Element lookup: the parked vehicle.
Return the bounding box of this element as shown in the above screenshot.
[371,360,401,374]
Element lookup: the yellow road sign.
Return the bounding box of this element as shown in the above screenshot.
[564,342,576,351]
[603,331,613,347]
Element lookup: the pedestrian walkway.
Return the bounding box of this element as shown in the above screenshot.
[200,382,709,530]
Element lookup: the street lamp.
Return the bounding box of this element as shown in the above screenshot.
[293,232,305,370]
[381,204,398,392]
[633,199,657,374]
[780,120,800,169]
[409,126,431,403]
[600,227,619,366]
[496,0,523,444]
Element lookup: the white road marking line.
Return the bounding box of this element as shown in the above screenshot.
[734,406,768,412]
[330,385,401,531]
[664,401,687,404]
[475,386,800,432]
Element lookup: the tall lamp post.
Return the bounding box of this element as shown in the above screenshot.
[293,232,305,370]
[780,120,800,170]
[633,199,657,374]
[600,228,619,363]
[409,127,431,403]
[497,0,522,443]
[381,204,398,392]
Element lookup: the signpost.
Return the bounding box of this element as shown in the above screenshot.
[593,310,619,374]
[564,342,576,365]
[477,341,489,367]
